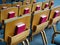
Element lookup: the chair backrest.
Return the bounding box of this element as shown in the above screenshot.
[22,1,27,5]
[8,29,30,45]
[0,7,18,22]
[0,3,12,10]
[32,2,42,12]
[12,2,22,7]
[32,9,49,35]
[4,14,31,42]
[19,4,32,16]
[23,0,30,5]
[42,2,49,10]
[49,0,54,9]
[49,6,60,20]
[32,9,50,26]
[30,0,36,4]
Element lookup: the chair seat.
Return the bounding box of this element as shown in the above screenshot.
[54,34,60,44]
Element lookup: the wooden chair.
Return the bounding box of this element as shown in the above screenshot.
[42,2,49,10]
[22,0,30,5]
[32,9,50,35]
[30,0,36,4]
[32,2,42,12]
[4,14,31,44]
[12,2,22,7]
[0,7,18,22]
[49,0,54,9]
[0,3,12,10]
[23,0,35,5]
[52,24,60,45]
[52,31,60,45]
[8,29,30,45]
[49,6,60,24]
[19,4,32,16]
[24,0,36,4]
[40,30,56,45]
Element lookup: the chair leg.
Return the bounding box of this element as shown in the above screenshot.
[41,31,46,45]
[42,31,48,45]
[22,38,30,45]
[22,41,26,45]
[29,36,33,42]
[25,38,30,45]
[52,24,57,33]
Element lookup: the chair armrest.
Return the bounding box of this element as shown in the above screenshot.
[51,31,60,43]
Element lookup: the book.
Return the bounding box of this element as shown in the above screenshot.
[8,11,15,18]
[16,23,26,34]
[51,1,54,6]
[39,15,47,24]
[53,10,60,18]
[16,5,20,8]
[24,8,29,14]
[36,5,40,11]
[2,6,7,9]
[45,3,49,8]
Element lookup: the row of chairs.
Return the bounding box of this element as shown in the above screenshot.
[0,0,36,4]
[2,6,60,45]
[0,0,54,23]
[0,0,54,10]
[0,0,60,45]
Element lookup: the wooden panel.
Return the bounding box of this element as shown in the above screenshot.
[0,7,18,22]
[19,4,32,16]
[0,3,12,10]
[4,14,31,42]
[32,2,42,12]
[49,6,60,19]
[49,6,60,24]
[24,0,30,2]
[32,9,49,35]
[33,21,49,36]
[32,12,41,26]
[23,1,27,5]
[32,9,50,26]
[12,2,22,7]
[23,0,30,5]
[30,0,36,4]
[8,29,30,45]
[42,2,49,10]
